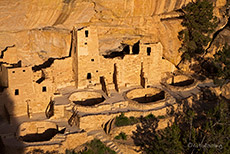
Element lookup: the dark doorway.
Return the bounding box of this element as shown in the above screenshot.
[87,73,92,79]
[123,45,130,54]
[15,89,19,95]
[42,86,47,92]
[147,47,151,56]
[85,30,89,38]
[132,41,140,54]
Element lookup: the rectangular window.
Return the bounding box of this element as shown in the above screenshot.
[147,47,151,56]
[15,89,19,95]
[42,86,47,92]
[87,73,92,79]
[85,30,89,38]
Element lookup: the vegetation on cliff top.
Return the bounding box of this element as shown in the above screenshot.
[178,0,218,60]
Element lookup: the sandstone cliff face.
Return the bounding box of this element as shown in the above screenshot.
[0,0,229,66]
[0,28,71,65]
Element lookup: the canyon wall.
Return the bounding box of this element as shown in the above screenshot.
[0,0,228,66]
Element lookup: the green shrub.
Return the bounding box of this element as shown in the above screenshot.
[78,139,116,154]
[114,132,127,140]
[115,113,139,127]
[144,114,156,120]
[157,115,165,119]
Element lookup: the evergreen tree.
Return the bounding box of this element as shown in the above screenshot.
[178,0,218,60]
[132,89,230,154]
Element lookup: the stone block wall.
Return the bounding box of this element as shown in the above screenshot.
[74,26,175,90]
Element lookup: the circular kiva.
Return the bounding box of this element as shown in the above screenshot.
[17,121,58,143]
[69,91,105,106]
[164,74,197,91]
[125,87,166,104]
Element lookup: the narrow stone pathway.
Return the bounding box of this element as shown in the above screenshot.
[87,129,123,154]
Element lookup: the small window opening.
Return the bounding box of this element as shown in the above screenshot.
[23,70,26,72]
[85,30,89,38]
[85,42,87,45]
[42,86,47,92]
[15,89,19,95]
[147,47,151,56]
[91,59,94,62]
[96,70,98,72]
[162,57,165,59]
[87,73,92,79]
[12,71,15,73]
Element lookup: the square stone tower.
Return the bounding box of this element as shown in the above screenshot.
[72,26,101,89]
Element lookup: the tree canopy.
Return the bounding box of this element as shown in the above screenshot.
[178,0,218,60]
[132,88,230,154]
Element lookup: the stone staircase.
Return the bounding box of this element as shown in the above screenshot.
[87,130,123,154]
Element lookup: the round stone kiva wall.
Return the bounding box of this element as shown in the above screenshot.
[164,74,197,91]
[69,91,105,106]
[166,75,194,87]
[125,88,165,104]
[17,121,58,143]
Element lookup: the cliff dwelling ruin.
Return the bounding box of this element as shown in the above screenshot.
[0,0,229,151]
[0,0,229,153]
[0,25,219,153]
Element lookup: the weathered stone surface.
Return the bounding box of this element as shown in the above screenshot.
[0,0,229,66]
[0,0,194,66]
[207,27,230,57]
[0,28,71,66]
